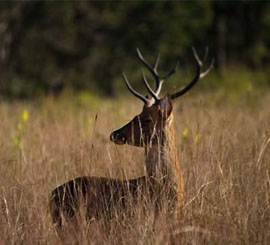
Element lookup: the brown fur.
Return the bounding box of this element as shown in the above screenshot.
[143,112,184,213]
[111,95,185,212]
[49,176,146,228]
[50,96,184,229]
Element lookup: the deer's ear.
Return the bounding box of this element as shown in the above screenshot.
[159,94,173,119]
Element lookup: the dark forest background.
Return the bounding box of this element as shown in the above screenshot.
[0,1,269,99]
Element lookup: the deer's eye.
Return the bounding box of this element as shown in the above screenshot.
[144,118,152,124]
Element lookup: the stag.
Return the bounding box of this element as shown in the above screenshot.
[49,48,214,229]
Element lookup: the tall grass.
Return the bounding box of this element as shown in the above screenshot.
[0,92,269,244]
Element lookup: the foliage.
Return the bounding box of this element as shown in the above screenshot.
[0,1,269,98]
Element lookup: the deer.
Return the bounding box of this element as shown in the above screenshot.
[49,47,214,229]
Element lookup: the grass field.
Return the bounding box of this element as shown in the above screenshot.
[0,91,270,244]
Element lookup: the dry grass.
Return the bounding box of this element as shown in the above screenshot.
[0,92,270,244]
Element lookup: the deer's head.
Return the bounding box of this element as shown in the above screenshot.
[110,48,214,147]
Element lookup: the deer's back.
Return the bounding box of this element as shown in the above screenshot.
[50,176,146,221]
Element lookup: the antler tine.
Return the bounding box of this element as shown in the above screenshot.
[154,80,164,98]
[141,69,159,101]
[122,72,151,106]
[196,47,214,79]
[192,47,203,67]
[136,48,159,80]
[136,48,163,97]
[154,61,179,96]
[162,61,179,80]
[154,53,160,71]
[203,46,209,62]
[136,48,178,98]
[200,58,215,79]
[170,47,214,100]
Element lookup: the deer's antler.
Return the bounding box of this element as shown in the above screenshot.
[136,48,179,99]
[122,72,153,107]
[170,47,214,100]
[123,47,214,106]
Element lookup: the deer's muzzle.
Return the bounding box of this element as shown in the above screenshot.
[110,131,127,145]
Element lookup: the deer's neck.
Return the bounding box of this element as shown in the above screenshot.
[145,117,184,206]
[145,117,176,180]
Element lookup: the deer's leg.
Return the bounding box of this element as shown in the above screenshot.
[49,197,62,228]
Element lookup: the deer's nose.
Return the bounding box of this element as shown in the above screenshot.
[110,132,127,145]
[110,132,115,142]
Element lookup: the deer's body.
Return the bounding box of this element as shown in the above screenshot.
[50,109,183,227]
[50,176,146,227]
[49,47,213,228]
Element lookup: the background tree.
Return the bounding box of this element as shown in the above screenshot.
[0,1,269,99]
